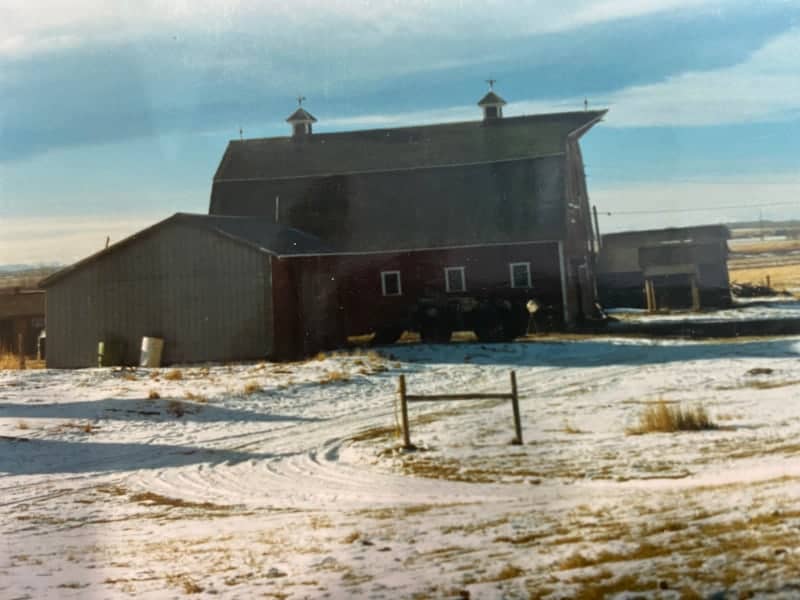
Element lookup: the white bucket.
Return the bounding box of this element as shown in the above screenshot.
[140,336,164,367]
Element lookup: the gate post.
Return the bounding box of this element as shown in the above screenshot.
[398,375,412,449]
[510,370,522,445]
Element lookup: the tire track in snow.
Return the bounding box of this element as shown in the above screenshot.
[2,343,645,510]
[130,360,644,509]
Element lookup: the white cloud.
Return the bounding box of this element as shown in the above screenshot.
[565,0,719,29]
[317,24,800,130]
[594,26,800,127]
[0,0,735,58]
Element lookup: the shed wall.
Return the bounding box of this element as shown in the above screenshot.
[46,223,272,368]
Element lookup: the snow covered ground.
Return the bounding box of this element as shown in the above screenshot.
[608,297,800,323]
[3,338,800,598]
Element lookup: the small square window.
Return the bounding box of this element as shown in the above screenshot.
[381,270,402,296]
[444,266,466,293]
[509,262,532,289]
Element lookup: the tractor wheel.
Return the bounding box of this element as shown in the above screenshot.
[475,309,526,342]
[371,327,405,346]
[420,323,453,344]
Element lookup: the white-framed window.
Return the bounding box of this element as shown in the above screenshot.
[444,266,466,293]
[381,270,402,296]
[509,262,532,289]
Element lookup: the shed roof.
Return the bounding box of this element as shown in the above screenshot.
[178,214,332,254]
[213,110,606,182]
[602,225,731,244]
[40,213,333,288]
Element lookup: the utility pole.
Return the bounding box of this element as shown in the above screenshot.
[592,205,602,251]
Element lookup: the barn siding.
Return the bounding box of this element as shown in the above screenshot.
[45,223,272,368]
[211,157,566,251]
[273,242,563,344]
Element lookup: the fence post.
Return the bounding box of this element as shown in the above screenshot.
[398,375,412,449]
[510,370,522,445]
[17,333,26,370]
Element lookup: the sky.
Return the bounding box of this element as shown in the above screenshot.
[2,0,800,264]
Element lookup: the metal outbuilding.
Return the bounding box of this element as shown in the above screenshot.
[39,213,334,368]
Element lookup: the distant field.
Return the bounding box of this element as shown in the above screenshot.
[729,263,800,292]
[729,239,800,255]
[0,267,59,289]
[728,236,800,292]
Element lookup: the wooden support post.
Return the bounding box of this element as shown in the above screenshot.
[17,333,25,370]
[398,375,412,449]
[510,370,522,445]
[690,276,701,311]
[645,279,656,313]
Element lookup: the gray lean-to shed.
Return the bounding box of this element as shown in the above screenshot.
[39,213,330,368]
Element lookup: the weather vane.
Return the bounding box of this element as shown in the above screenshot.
[297,95,306,106]
[486,79,497,91]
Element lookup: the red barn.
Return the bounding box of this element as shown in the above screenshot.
[211,90,605,326]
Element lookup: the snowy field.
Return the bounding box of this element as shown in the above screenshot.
[3,338,800,598]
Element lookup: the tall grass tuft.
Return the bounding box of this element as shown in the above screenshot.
[0,351,22,370]
[243,381,261,395]
[628,400,717,434]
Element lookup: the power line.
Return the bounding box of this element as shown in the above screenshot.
[598,200,799,216]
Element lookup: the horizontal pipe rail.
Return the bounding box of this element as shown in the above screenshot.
[405,393,513,402]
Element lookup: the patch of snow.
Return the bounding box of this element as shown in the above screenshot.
[4,339,800,597]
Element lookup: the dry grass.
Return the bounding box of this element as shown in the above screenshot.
[730,239,800,254]
[562,420,585,434]
[341,531,361,544]
[148,389,160,400]
[166,400,185,418]
[0,351,42,369]
[319,370,350,384]
[130,491,232,511]
[570,574,651,599]
[56,421,97,434]
[559,552,595,570]
[0,351,23,370]
[486,564,524,582]
[184,391,208,403]
[243,381,261,395]
[164,369,183,381]
[627,401,717,434]
[166,574,204,594]
[729,264,800,291]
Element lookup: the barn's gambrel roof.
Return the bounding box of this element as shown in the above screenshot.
[213,110,607,182]
[40,213,332,288]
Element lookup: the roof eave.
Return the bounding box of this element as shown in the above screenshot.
[567,109,608,140]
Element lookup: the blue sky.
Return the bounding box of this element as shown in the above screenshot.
[2,0,800,263]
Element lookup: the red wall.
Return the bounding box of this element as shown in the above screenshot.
[271,241,563,359]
